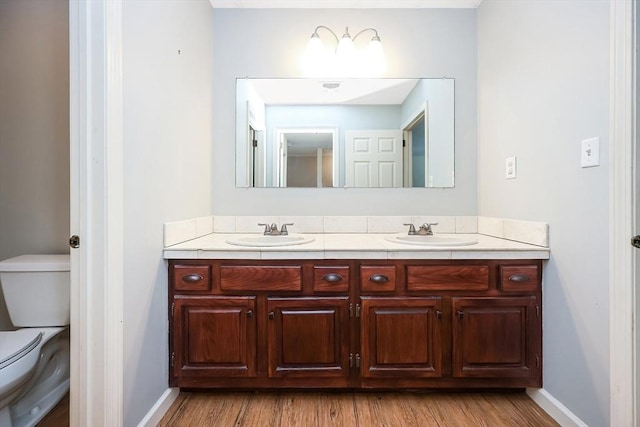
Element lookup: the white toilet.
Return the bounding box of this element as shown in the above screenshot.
[0,254,71,427]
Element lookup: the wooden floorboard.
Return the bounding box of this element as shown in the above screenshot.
[35,393,69,427]
[33,390,560,426]
[158,391,560,427]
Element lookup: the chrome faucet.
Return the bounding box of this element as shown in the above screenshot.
[257,223,293,236]
[404,223,438,236]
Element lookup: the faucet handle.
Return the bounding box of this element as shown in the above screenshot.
[257,223,270,234]
[403,223,417,235]
[421,222,439,235]
[280,223,294,235]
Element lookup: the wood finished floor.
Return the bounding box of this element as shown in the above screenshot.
[36,393,68,427]
[159,391,560,427]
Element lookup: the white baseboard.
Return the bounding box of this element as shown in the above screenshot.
[137,387,179,427]
[526,388,588,427]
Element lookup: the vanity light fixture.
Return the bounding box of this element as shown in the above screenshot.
[301,25,386,78]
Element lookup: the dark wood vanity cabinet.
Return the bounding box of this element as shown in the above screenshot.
[452,296,540,381]
[359,297,443,379]
[169,259,542,389]
[266,296,350,380]
[172,296,257,379]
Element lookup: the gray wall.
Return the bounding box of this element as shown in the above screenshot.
[212,8,477,215]
[0,0,70,330]
[122,0,214,424]
[477,1,610,425]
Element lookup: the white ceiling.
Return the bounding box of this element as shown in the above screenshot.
[209,0,482,8]
[248,78,419,105]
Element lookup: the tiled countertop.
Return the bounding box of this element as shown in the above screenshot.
[163,233,550,260]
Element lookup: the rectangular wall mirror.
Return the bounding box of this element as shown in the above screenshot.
[236,78,455,188]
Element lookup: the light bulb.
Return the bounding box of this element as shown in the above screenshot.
[336,28,355,58]
[306,33,324,55]
[367,38,386,75]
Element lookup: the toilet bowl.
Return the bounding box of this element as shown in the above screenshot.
[0,255,71,427]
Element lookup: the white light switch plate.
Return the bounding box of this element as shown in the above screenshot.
[581,137,600,168]
[506,156,517,179]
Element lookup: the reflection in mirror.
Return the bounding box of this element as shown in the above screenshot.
[236,78,454,188]
[276,128,336,187]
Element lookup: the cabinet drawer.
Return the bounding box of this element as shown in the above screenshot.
[173,265,211,292]
[220,265,302,291]
[407,265,489,291]
[360,266,396,292]
[313,266,350,292]
[499,265,540,292]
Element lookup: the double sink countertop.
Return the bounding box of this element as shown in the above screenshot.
[163,233,550,260]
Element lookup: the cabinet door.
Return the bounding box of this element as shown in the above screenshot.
[267,297,350,379]
[173,296,256,379]
[452,297,540,379]
[360,297,443,378]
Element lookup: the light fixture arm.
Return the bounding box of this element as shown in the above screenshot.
[352,28,381,42]
[311,25,340,45]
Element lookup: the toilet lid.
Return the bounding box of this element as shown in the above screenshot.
[0,329,42,369]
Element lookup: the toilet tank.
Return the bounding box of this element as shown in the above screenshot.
[0,254,70,327]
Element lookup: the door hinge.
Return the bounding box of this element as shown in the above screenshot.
[632,235,640,248]
[171,352,175,368]
[252,139,258,148]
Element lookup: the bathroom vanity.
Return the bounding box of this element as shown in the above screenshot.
[165,230,547,390]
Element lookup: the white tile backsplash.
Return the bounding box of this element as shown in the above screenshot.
[195,216,214,236]
[164,215,549,248]
[164,216,214,247]
[478,216,549,247]
[478,216,504,238]
[235,216,279,233]
[455,216,478,233]
[212,216,236,233]
[324,216,368,233]
[503,219,549,247]
[280,216,324,233]
[367,216,412,233]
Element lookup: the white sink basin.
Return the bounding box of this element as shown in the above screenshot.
[385,234,478,247]
[225,234,315,247]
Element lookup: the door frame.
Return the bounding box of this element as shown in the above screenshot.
[402,105,428,187]
[274,127,338,188]
[609,0,636,425]
[69,0,124,425]
[66,0,636,425]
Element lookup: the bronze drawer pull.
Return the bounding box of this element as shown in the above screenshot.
[369,274,389,283]
[322,273,343,282]
[182,273,203,283]
[508,274,531,282]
